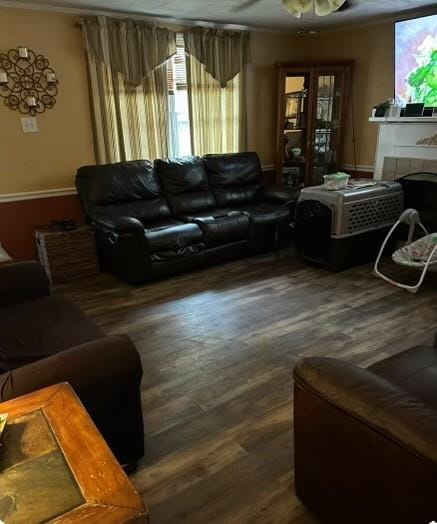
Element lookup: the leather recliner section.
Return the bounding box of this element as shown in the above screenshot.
[193,212,251,248]
[203,152,263,208]
[155,156,217,216]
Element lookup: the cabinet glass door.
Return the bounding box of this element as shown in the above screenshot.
[281,74,310,188]
[310,71,345,185]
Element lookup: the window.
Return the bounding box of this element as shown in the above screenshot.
[167,33,192,157]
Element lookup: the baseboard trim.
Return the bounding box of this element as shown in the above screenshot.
[0,187,77,203]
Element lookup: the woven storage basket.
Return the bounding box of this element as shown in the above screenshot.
[36,226,99,284]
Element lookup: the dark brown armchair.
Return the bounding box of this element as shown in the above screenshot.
[0,262,144,469]
[294,340,437,524]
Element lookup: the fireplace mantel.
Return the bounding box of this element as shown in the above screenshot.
[369,116,437,124]
[370,117,437,179]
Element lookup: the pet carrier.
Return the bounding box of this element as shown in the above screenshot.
[295,182,404,270]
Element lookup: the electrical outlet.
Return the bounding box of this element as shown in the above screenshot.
[21,117,39,133]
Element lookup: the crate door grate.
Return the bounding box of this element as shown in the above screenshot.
[345,194,403,235]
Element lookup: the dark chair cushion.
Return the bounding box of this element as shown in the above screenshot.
[369,345,437,412]
[193,212,251,248]
[145,223,205,261]
[156,156,216,215]
[76,160,172,223]
[204,152,263,207]
[0,295,104,372]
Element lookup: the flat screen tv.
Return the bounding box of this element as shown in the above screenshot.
[395,13,437,108]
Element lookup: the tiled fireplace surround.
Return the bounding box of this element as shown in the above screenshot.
[382,156,437,180]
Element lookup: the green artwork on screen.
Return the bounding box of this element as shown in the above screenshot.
[408,50,437,106]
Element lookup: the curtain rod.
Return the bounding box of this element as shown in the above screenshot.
[73,17,250,31]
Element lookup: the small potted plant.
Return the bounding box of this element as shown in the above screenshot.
[372,99,391,117]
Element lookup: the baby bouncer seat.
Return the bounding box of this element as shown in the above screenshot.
[374,208,437,293]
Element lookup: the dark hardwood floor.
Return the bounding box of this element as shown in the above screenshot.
[59,250,437,523]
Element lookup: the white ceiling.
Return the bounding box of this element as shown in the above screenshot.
[5,0,437,30]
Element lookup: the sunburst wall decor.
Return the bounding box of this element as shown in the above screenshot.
[0,47,59,116]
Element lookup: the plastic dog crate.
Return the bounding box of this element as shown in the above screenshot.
[295,182,404,270]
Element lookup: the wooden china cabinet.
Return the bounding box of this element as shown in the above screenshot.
[275,60,353,188]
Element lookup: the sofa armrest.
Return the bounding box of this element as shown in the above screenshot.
[0,261,50,307]
[93,215,144,233]
[294,357,437,464]
[92,215,151,284]
[0,335,142,401]
[293,357,437,522]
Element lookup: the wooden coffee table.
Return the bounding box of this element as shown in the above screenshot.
[0,383,148,523]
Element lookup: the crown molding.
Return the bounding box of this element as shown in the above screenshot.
[1,0,435,35]
[0,1,294,34]
[317,6,437,35]
[0,187,77,203]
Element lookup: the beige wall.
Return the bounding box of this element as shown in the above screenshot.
[0,6,397,194]
[0,7,95,194]
[0,7,308,192]
[309,22,394,167]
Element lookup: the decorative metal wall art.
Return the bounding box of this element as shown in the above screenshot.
[0,47,59,116]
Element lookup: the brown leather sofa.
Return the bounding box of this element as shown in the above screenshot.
[293,341,437,524]
[76,152,298,284]
[0,261,144,469]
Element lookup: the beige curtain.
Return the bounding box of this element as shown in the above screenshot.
[80,16,176,87]
[184,28,249,156]
[184,27,250,88]
[186,55,246,156]
[86,56,170,163]
[81,16,174,163]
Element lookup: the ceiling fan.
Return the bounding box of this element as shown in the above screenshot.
[233,0,356,16]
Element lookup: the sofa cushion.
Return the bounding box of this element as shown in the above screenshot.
[213,186,260,208]
[193,212,251,248]
[156,156,216,215]
[142,218,185,231]
[179,208,237,222]
[76,160,172,222]
[77,160,161,205]
[93,199,172,225]
[204,152,262,207]
[237,202,291,226]
[369,345,437,412]
[0,295,104,372]
[145,223,205,261]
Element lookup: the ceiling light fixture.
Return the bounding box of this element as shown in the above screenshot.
[282,0,346,17]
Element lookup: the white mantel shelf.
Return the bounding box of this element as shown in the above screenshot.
[369,116,437,123]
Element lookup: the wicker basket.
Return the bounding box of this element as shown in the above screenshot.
[36,226,99,284]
